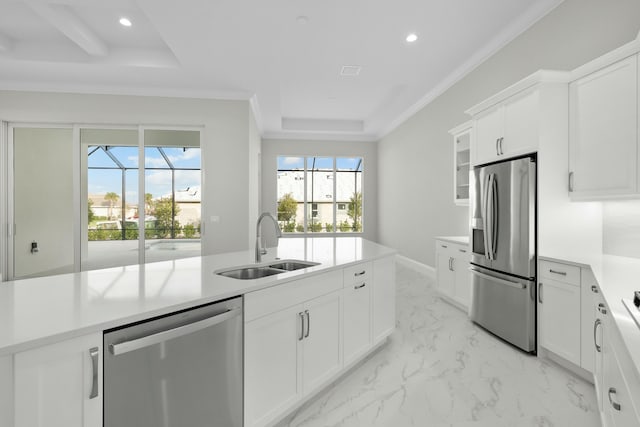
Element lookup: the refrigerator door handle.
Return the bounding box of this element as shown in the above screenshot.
[490,173,498,260]
[469,267,526,290]
[481,173,491,260]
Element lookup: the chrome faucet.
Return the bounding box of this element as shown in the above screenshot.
[255,212,282,263]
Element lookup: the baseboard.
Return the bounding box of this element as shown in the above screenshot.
[396,254,436,279]
[538,347,594,384]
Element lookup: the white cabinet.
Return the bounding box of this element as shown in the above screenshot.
[569,55,639,199]
[593,290,607,415]
[13,332,102,427]
[471,86,539,165]
[538,260,581,367]
[343,264,372,366]
[301,292,343,393]
[435,239,470,310]
[244,271,343,427]
[602,327,640,426]
[244,257,396,427]
[372,257,396,343]
[0,355,12,427]
[449,122,472,205]
[244,304,302,427]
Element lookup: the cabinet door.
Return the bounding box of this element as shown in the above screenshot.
[302,291,342,394]
[244,306,302,427]
[436,242,455,297]
[569,55,638,198]
[603,345,640,427]
[594,297,607,415]
[343,280,371,366]
[372,257,396,343]
[503,87,539,156]
[452,248,471,308]
[14,333,102,427]
[539,279,581,366]
[0,355,12,427]
[473,106,503,165]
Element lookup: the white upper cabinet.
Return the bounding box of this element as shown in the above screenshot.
[466,70,568,166]
[470,85,540,166]
[569,55,639,199]
[449,122,472,205]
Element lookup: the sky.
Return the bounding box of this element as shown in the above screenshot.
[277,156,363,171]
[88,146,201,205]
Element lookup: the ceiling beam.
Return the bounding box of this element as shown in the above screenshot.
[24,1,109,56]
[0,32,12,52]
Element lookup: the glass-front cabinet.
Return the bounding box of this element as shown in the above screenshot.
[449,121,472,206]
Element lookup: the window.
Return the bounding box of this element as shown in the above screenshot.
[83,128,201,270]
[277,156,363,234]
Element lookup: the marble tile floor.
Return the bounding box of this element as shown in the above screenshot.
[277,264,601,427]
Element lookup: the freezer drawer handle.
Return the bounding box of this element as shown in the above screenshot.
[298,312,305,341]
[109,307,241,356]
[469,268,526,290]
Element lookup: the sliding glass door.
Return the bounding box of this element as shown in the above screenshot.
[8,125,202,279]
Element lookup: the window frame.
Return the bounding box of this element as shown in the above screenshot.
[276,155,363,237]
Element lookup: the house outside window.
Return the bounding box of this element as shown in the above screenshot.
[277,156,363,234]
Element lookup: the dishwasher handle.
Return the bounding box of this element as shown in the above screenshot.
[109,307,241,356]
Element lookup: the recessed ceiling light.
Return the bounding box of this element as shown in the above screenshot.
[119,17,132,27]
[296,15,309,24]
[406,33,418,43]
[340,65,361,77]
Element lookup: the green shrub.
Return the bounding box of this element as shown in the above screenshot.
[325,223,334,232]
[296,223,305,232]
[283,222,296,232]
[339,221,351,232]
[309,221,322,232]
[184,223,196,238]
[125,228,138,240]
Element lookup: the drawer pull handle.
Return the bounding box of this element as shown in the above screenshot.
[354,271,366,277]
[298,312,305,341]
[459,249,466,253]
[591,285,598,294]
[304,310,310,338]
[89,347,99,399]
[608,387,621,411]
[594,319,602,353]
[549,269,567,276]
[354,283,366,290]
[598,303,607,315]
[441,245,448,248]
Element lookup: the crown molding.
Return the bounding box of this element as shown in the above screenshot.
[375,0,565,141]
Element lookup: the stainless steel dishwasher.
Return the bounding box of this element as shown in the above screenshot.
[104,296,243,427]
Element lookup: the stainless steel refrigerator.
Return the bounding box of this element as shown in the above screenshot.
[469,154,536,353]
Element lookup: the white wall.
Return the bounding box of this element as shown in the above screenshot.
[248,108,261,249]
[261,138,378,242]
[0,91,255,256]
[378,0,640,266]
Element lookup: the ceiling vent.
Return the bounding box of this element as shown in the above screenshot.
[340,65,361,77]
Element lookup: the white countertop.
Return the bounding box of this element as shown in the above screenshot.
[0,237,396,356]
[540,251,640,381]
[435,235,470,245]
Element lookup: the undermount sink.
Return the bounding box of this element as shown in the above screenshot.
[216,266,283,280]
[215,259,320,280]
[268,260,320,271]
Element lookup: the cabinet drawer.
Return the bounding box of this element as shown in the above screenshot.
[245,270,343,322]
[539,260,580,286]
[343,262,372,286]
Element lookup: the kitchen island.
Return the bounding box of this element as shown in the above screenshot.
[0,237,397,427]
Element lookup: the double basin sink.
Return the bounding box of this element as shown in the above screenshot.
[216,260,320,280]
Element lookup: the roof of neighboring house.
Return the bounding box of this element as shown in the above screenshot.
[277,171,361,202]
